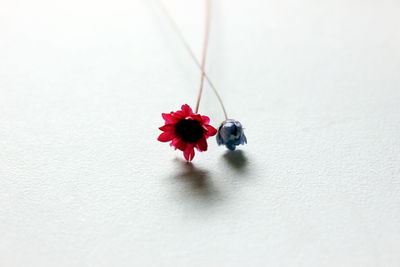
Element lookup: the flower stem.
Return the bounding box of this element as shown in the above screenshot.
[194,0,211,114]
[155,0,229,120]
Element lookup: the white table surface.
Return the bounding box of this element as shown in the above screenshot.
[1,0,399,266]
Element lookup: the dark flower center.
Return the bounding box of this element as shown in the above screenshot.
[175,119,204,143]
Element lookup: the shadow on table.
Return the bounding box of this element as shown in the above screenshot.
[223,150,248,172]
[175,161,209,188]
[172,159,219,201]
[170,150,249,204]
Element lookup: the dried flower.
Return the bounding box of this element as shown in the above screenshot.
[216,119,247,151]
[158,104,217,161]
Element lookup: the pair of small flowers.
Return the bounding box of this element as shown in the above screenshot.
[158,104,246,161]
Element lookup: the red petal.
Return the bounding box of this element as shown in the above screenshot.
[162,113,176,123]
[157,132,174,142]
[196,137,208,152]
[181,104,193,116]
[191,114,203,122]
[170,138,186,151]
[173,110,185,119]
[159,124,175,132]
[205,125,217,136]
[183,144,195,161]
[201,115,210,124]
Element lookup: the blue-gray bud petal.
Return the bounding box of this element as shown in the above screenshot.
[216,120,247,150]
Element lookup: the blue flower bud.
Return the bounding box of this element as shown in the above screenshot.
[216,120,247,151]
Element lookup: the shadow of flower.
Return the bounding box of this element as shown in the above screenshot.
[176,161,209,189]
[223,150,248,172]
[172,159,220,202]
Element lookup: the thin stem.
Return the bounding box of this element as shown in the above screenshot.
[155,0,228,120]
[194,0,210,114]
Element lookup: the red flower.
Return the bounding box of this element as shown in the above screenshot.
[158,104,217,161]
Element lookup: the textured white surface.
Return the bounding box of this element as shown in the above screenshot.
[1,0,400,266]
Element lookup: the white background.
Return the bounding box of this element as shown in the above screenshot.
[1,0,399,266]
